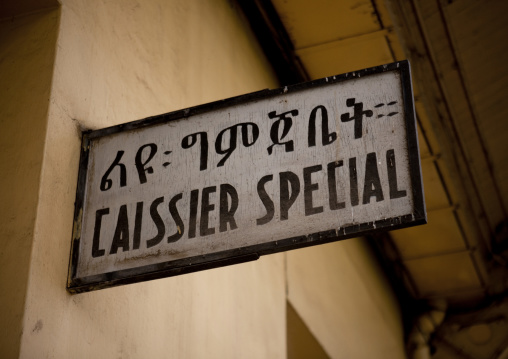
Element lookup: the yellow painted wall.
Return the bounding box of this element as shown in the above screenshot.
[287,238,407,359]
[1,1,407,358]
[0,9,59,358]
[16,1,285,358]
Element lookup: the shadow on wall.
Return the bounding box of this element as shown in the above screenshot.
[287,300,331,359]
[0,5,60,359]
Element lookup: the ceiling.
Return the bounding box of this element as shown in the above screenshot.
[239,0,508,357]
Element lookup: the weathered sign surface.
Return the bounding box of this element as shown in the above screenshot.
[68,60,426,293]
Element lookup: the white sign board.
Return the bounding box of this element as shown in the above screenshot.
[68,61,425,293]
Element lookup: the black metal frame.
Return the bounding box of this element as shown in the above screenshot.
[67,60,426,293]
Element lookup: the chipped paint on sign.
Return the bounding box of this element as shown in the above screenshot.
[67,61,425,293]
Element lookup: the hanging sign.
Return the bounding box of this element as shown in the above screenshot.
[67,60,426,293]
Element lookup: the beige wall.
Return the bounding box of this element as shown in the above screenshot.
[17,1,285,358]
[0,8,60,358]
[1,1,407,358]
[287,238,407,359]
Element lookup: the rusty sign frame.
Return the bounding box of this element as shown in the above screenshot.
[67,60,426,293]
